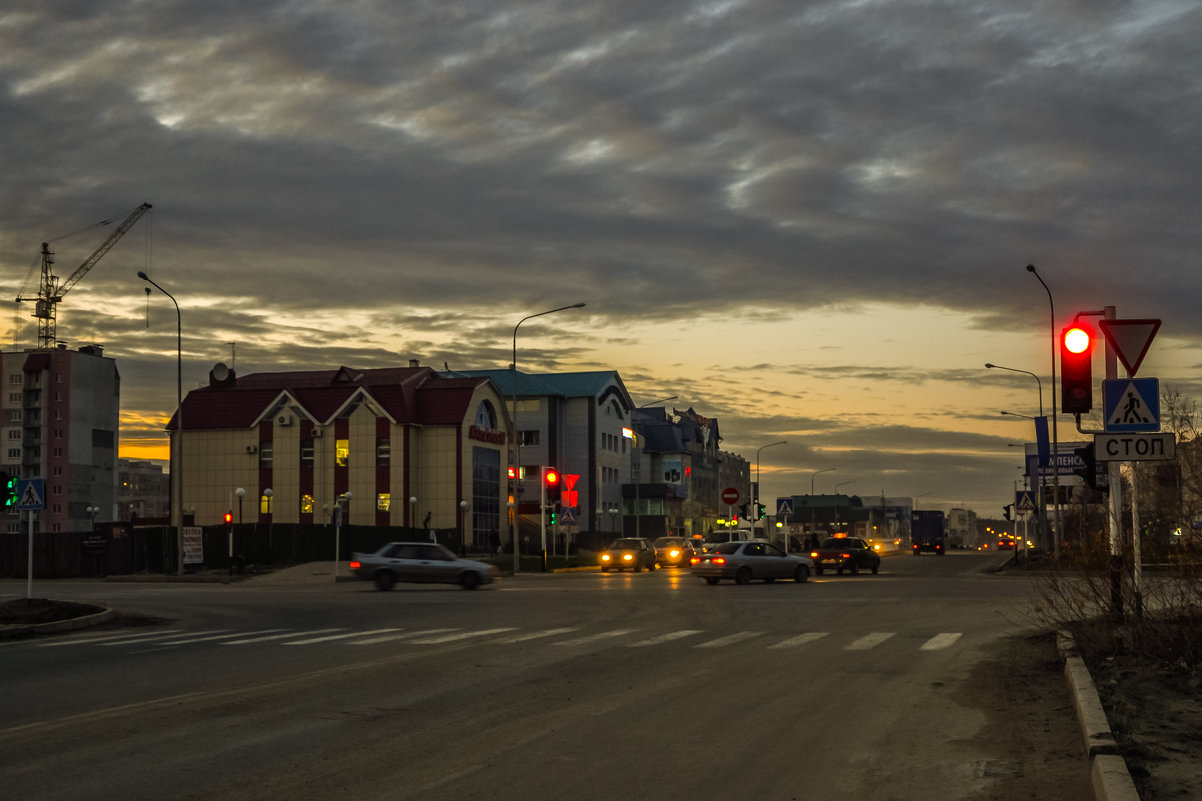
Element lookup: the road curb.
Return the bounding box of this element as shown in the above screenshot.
[1057,631,1140,801]
[0,607,114,640]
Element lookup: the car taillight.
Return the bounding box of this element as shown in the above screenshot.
[712,557,726,565]
[349,561,361,569]
[689,556,701,564]
[809,552,818,559]
[841,553,851,559]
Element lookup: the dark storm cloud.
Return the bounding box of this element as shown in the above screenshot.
[3,0,1200,509]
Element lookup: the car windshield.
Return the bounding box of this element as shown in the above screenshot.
[609,539,643,550]
[654,538,683,547]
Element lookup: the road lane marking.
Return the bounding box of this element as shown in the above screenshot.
[627,630,703,647]
[846,633,895,650]
[404,627,517,644]
[222,628,345,645]
[101,629,230,646]
[488,627,578,643]
[553,629,636,646]
[283,629,403,645]
[346,628,459,645]
[919,633,963,650]
[768,632,829,649]
[35,630,185,647]
[151,629,289,646]
[695,631,764,648]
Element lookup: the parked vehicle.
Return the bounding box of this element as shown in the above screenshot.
[809,536,881,576]
[690,540,813,585]
[599,537,658,572]
[911,510,946,555]
[349,542,498,590]
[653,536,700,567]
[700,529,753,553]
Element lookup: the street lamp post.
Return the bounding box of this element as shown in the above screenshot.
[810,468,834,546]
[138,271,183,574]
[1027,264,1061,559]
[333,492,351,580]
[510,303,586,575]
[459,500,469,555]
[755,441,787,547]
[632,395,677,541]
[234,487,245,573]
[263,488,273,563]
[987,361,1048,551]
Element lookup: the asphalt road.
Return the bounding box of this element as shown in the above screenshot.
[0,551,1091,801]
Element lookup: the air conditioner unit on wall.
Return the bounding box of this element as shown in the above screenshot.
[277,414,293,426]
[312,428,323,437]
[246,444,258,454]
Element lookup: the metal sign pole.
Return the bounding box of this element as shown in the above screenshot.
[26,509,34,599]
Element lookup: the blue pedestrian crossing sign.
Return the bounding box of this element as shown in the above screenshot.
[1015,491,1035,516]
[17,478,45,510]
[1103,378,1159,433]
[776,498,793,517]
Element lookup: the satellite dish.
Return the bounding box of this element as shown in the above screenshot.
[209,362,235,387]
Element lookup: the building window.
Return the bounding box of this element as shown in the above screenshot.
[260,494,273,515]
[475,400,497,429]
[7,430,19,440]
[376,438,390,465]
[7,448,19,459]
[259,442,273,466]
[300,440,314,466]
[9,375,21,385]
[336,439,349,468]
[301,494,315,514]
[8,392,19,403]
[519,430,539,446]
[377,492,391,511]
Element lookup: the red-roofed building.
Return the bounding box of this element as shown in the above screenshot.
[174,362,510,550]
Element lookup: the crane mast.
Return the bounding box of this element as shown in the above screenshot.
[20,202,152,349]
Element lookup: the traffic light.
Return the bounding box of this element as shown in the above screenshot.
[1003,504,1012,521]
[3,472,18,508]
[739,503,750,519]
[1074,444,1099,490]
[223,511,233,526]
[541,466,561,504]
[1061,323,1095,414]
[756,503,766,520]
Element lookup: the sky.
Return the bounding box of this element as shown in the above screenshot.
[2,0,1200,518]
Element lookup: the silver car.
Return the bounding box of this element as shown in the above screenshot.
[349,542,498,590]
[690,540,813,585]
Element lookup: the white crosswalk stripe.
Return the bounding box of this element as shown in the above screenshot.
[627,630,703,647]
[553,629,636,646]
[31,625,969,655]
[846,632,895,650]
[919,633,962,651]
[489,627,578,643]
[768,632,828,649]
[695,631,764,649]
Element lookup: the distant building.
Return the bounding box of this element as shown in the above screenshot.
[0,345,119,534]
[117,458,170,521]
[172,363,510,549]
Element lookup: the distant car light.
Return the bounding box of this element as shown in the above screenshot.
[600,554,611,562]
[349,560,362,570]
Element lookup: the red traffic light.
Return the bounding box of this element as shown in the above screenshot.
[223,511,233,525]
[1060,323,1095,414]
[1063,325,1092,354]
[543,467,560,486]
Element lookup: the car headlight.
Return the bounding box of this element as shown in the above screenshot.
[623,553,633,561]
[670,549,680,558]
[601,554,611,562]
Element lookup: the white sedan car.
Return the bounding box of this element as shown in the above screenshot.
[690,540,813,585]
[349,542,498,590]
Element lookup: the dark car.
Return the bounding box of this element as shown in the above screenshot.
[810,536,882,576]
[653,536,700,567]
[349,542,498,590]
[599,537,658,572]
[690,540,813,585]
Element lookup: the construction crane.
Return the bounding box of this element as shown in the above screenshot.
[17,202,152,349]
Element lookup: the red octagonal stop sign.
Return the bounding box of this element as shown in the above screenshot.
[721,487,740,505]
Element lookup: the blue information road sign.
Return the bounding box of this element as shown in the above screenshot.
[16,478,45,510]
[1103,378,1159,433]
